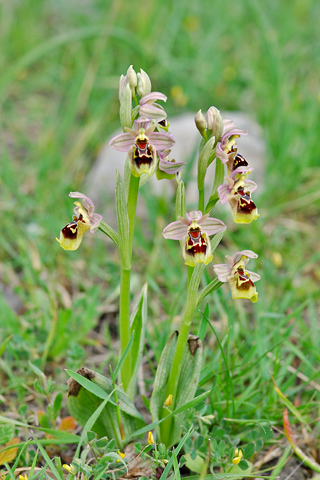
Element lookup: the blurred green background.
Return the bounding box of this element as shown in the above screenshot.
[1,0,320,422]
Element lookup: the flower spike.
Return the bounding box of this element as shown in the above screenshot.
[163,211,226,267]
[213,250,260,303]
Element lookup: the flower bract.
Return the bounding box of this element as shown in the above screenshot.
[163,211,226,267]
[213,250,260,303]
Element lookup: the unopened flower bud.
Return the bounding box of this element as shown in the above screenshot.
[195,109,207,136]
[148,431,155,444]
[206,106,223,140]
[137,68,152,97]
[119,74,127,101]
[164,394,173,407]
[126,65,137,95]
[119,82,132,130]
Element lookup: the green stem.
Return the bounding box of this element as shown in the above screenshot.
[187,266,194,285]
[127,174,140,260]
[119,267,131,390]
[119,174,140,391]
[160,265,203,445]
[198,187,205,213]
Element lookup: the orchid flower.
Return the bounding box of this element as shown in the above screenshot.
[57,192,102,251]
[110,120,175,177]
[216,119,247,163]
[213,250,260,303]
[218,173,259,224]
[163,211,226,267]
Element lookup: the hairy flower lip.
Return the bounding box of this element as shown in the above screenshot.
[163,211,226,267]
[213,250,260,302]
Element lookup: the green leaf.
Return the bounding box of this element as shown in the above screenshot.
[184,453,205,474]
[244,442,255,459]
[198,303,209,341]
[205,193,219,214]
[113,331,134,381]
[115,171,130,269]
[197,278,223,305]
[98,221,119,246]
[0,335,12,358]
[119,83,132,130]
[159,427,194,480]
[156,169,175,180]
[176,179,186,219]
[126,283,148,399]
[28,361,45,378]
[0,425,14,445]
[66,368,145,448]
[212,158,225,193]
[239,460,250,471]
[197,137,216,191]
[0,416,80,444]
[53,392,63,418]
[210,229,225,254]
[150,332,178,440]
[172,449,181,480]
[32,435,64,480]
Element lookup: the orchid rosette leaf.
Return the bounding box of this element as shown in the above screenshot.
[67,367,145,448]
[57,192,102,251]
[213,250,260,303]
[163,211,226,267]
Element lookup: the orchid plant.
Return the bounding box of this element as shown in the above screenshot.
[58,65,260,455]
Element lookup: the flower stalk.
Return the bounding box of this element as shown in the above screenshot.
[119,173,140,390]
[160,263,204,445]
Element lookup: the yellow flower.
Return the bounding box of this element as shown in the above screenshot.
[148,431,155,445]
[164,394,173,407]
[232,448,243,465]
[19,475,28,480]
[63,464,76,475]
[116,450,125,462]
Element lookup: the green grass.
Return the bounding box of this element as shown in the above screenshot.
[1,0,320,477]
